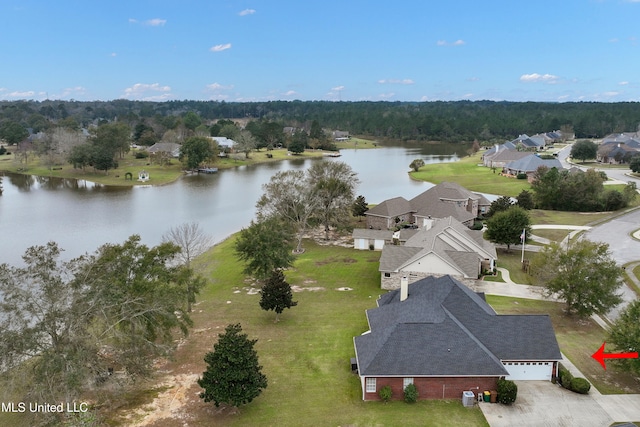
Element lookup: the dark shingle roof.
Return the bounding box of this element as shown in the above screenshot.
[354,275,562,377]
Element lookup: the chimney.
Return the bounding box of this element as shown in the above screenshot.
[400,276,408,301]
[424,215,434,230]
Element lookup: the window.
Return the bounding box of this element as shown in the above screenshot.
[403,378,414,389]
[384,272,391,278]
[366,378,376,393]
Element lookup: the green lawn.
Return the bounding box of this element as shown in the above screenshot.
[410,153,531,197]
[528,209,613,226]
[101,239,488,426]
[487,296,640,395]
[334,137,380,150]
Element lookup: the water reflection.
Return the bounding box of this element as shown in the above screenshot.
[0,143,470,266]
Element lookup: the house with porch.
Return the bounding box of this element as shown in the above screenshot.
[364,182,490,230]
[502,155,563,182]
[378,216,496,289]
[353,275,562,401]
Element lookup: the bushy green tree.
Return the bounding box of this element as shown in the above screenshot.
[198,324,267,408]
[630,155,640,173]
[531,239,622,317]
[570,139,598,163]
[409,158,425,172]
[180,136,216,170]
[487,195,513,217]
[403,383,418,403]
[259,270,297,321]
[516,190,534,210]
[609,300,640,374]
[235,218,295,279]
[485,206,531,251]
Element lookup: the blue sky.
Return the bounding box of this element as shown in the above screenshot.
[2,0,640,103]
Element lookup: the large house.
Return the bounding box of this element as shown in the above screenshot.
[502,155,563,182]
[353,275,562,401]
[365,182,490,230]
[378,216,496,289]
[597,133,640,164]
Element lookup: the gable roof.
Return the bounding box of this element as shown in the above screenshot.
[147,142,181,154]
[379,216,496,276]
[354,275,562,377]
[366,197,413,218]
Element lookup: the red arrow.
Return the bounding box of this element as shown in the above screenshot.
[591,342,639,370]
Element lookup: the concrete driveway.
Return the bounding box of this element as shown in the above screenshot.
[479,381,613,427]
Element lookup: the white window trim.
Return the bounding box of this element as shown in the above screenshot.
[365,377,376,393]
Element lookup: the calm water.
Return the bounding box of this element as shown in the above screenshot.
[0,144,470,266]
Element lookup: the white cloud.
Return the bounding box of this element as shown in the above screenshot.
[437,39,466,46]
[239,9,256,16]
[56,86,87,99]
[110,52,117,57]
[331,85,345,91]
[7,90,35,98]
[283,90,297,96]
[129,18,166,26]
[378,92,396,99]
[378,78,414,85]
[122,83,172,101]
[206,82,234,91]
[519,73,560,84]
[620,81,629,86]
[145,18,166,26]
[210,43,232,52]
[467,77,480,82]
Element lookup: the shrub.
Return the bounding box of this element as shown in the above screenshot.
[570,377,591,394]
[558,365,573,390]
[135,151,149,159]
[379,385,392,402]
[496,378,517,404]
[403,383,418,403]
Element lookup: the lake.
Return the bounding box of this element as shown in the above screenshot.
[0,143,470,266]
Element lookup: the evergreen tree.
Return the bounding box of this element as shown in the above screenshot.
[352,195,369,220]
[198,324,267,408]
[485,206,531,251]
[259,270,298,322]
[486,195,514,217]
[515,190,534,210]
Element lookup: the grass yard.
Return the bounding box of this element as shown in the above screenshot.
[528,209,613,226]
[334,137,380,150]
[100,239,488,426]
[531,229,570,243]
[486,296,640,395]
[409,152,531,197]
[495,249,538,285]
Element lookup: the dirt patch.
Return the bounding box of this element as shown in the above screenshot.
[315,256,358,266]
[291,285,325,292]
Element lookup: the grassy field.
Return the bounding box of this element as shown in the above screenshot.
[98,239,489,426]
[0,148,325,186]
[409,152,532,197]
[487,296,640,395]
[528,209,613,226]
[334,137,380,150]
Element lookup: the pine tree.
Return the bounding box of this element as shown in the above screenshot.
[352,195,369,221]
[198,324,267,408]
[259,270,298,322]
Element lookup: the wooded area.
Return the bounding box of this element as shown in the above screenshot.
[2,99,640,143]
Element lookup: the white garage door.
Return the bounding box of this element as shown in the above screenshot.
[503,361,553,380]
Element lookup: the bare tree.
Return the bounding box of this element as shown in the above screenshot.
[162,222,213,267]
[256,170,319,253]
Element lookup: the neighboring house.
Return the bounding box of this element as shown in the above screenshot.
[333,130,350,141]
[364,182,489,230]
[509,134,545,151]
[597,134,640,164]
[147,142,181,158]
[210,136,236,150]
[482,143,531,168]
[353,275,562,401]
[502,155,563,182]
[365,197,414,230]
[378,216,496,289]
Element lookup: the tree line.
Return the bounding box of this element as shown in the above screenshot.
[3,99,640,144]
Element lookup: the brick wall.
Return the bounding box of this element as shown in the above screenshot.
[363,376,498,401]
[366,215,390,230]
